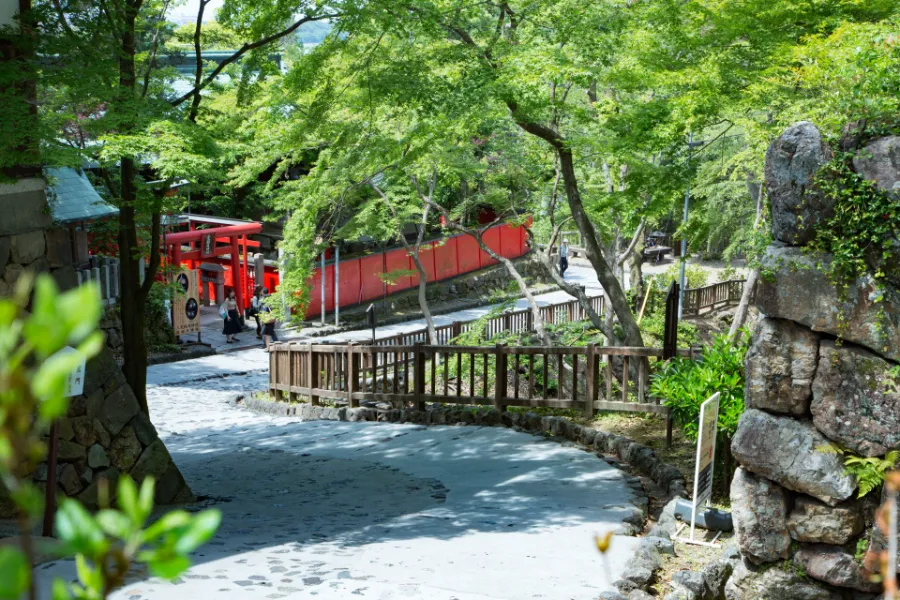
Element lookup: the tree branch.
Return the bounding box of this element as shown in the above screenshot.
[187,0,209,120]
[140,0,171,99]
[140,208,161,297]
[170,12,341,107]
[616,218,645,267]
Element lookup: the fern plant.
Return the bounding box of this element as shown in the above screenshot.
[819,445,900,498]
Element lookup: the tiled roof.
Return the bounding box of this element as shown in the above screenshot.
[46,167,119,224]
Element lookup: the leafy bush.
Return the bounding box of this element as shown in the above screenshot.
[650,330,749,442]
[819,445,900,498]
[653,263,709,292]
[639,310,699,347]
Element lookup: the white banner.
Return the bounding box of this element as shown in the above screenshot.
[689,392,720,538]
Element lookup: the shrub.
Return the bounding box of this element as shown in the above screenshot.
[650,330,749,442]
[653,263,709,292]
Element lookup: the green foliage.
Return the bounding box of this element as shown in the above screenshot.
[808,153,900,353]
[819,445,900,498]
[0,275,219,599]
[640,310,699,347]
[650,331,749,442]
[653,264,709,292]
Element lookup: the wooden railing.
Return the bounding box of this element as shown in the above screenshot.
[367,295,605,348]
[269,341,699,445]
[682,279,745,316]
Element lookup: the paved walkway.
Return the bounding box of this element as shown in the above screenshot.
[36,350,645,599]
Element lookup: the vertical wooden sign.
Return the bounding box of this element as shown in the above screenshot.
[173,270,201,336]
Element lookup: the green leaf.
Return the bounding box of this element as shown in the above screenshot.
[138,477,155,524]
[142,511,191,542]
[147,554,191,579]
[95,509,132,539]
[174,510,222,554]
[51,578,72,600]
[117,476,140,526]
[0,547,30,599]
[55,499,108,557]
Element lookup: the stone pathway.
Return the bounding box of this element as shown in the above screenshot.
[36,349,646,599]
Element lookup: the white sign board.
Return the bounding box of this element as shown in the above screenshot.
[57,346,87,397]
[690,392,720,539]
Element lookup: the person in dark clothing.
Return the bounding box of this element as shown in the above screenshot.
[250,285,263,339]
[559,239,569,277]
[260,287,278,349]
[222,289,242,343]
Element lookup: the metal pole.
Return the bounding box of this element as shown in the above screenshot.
[278,245,287,318]
[334,245,340,327]
[320,251,326,326]
[678,132,693,320]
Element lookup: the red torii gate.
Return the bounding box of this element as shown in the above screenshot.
[165,220,263,311]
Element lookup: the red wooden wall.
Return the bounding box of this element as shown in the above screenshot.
[305,223,528,317]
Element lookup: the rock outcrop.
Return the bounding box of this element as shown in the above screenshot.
[745,318,819,416]
[765,121,835,246]
[727,121,900,599]
[730,410,856,506]
[786,496,864,546]
[730,468,791,564]
[811,340,900,457]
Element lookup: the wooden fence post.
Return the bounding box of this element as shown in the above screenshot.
[452,321,462,340]
[663,281,679,360]
[288,344,298,402]
[585,344,596,420]
[307,343,319,406]
[271,344,282,400]
[414,342,426,411]
[347,343,358,407]
[494,343,507,412]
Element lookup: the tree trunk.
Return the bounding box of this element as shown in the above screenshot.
[728,181,764,339]
[409,249,438,344]
[118,196,150,414]
[556,148,644,348]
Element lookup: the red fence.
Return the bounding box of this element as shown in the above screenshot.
[305,223,528,318]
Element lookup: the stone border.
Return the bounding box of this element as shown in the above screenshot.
[239,398,689,596]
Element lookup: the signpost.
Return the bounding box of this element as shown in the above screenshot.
[43,346,87,536]
[172,269,201,339]
[675,392,721,546]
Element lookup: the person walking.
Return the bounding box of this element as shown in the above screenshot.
[221,289,242,344]
[259,287,278,349]
[559,239,569,277]
[250,285,263,339]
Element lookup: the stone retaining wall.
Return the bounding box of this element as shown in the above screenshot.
[725,122,900,598]
[0,178,192,516]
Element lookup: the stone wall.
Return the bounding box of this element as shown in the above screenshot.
[727,123,900,598]
[0,178,192,515]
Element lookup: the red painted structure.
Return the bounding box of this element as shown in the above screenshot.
[162,215,529,319]
[165,218,263,311]
[304,222,528,318]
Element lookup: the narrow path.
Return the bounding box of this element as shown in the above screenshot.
[36,349,645,599]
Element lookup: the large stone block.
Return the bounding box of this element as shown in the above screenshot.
[0,180,51,236]
[794,546,880,593]
[746,318,819,416]
[88,385,140,438]
[109,426,142,471]
[0,237,9,272]
[731,409,857,505]
[757,245,900,362]
[730,468,791,565]
[786,496,864,545]
[812,341,900,457]
[724,560,842,600]
[765,122,834,245]
[10,231,45,264]
[853,136,900,197]
[130,439,192,505]
[83,349,119,396]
